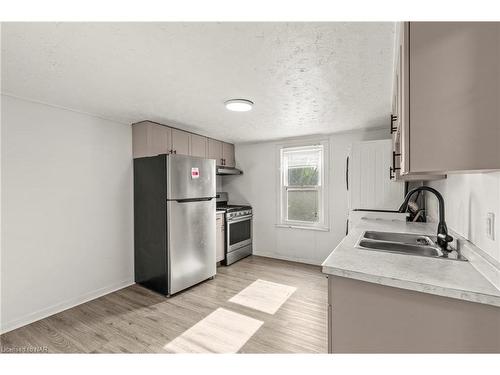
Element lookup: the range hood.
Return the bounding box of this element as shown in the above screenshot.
[216,166,243,175]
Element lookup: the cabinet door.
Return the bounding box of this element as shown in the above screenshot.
[391,46,402,180]
[208,139,223,165]
[171,128,190,155]
[190,133,208,158]
[216,214,225,263]
[132,122,149,158]
[409,22,500,173]
[132,122,171,158]
[222,142,235,167]
[390,24,446,181]
[399,23,410,175]
[328,277,334,353]
[149,123,172,156]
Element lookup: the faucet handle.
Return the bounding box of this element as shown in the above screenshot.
[437,233,454,251]
[437,233,453,242]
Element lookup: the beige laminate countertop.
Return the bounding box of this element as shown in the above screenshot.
[322,218,500,307]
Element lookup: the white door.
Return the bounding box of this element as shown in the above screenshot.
[348,140,405,210]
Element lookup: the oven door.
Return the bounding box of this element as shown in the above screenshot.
[226,215,252,253]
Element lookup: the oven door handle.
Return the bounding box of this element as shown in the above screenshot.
[227,215,253,224]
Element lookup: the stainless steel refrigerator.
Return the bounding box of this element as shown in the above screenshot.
[134,154,216,296]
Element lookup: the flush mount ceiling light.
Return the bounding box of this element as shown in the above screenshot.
[224,99,254,112]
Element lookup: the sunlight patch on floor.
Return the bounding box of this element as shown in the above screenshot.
[229,279,297,314]
[163,308,263,353]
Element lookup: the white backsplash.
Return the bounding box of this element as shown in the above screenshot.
[426,172,500,262]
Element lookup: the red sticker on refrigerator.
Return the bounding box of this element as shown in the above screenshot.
[191,167,200,179]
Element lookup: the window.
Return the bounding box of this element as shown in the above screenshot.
[278,142,328,230]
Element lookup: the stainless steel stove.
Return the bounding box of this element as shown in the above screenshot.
[216,192,253,265]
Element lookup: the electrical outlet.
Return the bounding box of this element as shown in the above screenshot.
[486,212,495,240]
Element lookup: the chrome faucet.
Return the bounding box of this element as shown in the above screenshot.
[398,186,453,251]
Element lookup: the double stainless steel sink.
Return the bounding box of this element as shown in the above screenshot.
[355,231,467,261]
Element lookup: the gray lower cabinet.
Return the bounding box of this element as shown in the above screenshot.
[328,275,500,353]
[216,213,225,263]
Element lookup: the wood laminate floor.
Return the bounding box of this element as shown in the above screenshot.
[0,256,328,353]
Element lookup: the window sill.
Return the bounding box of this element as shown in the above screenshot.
[275,224,330,232]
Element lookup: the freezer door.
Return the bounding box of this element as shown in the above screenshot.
[167,154,216,200]
[167,199,216,295]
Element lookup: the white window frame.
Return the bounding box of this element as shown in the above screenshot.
[276,139,329,231]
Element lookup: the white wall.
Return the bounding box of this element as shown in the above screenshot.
[1,95,134,333]
[426,173,500,262]
[222,128,389,265]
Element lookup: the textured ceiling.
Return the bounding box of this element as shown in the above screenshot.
[1,22,395,143]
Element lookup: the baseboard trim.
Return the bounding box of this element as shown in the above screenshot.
[1,278,134,334]
[253,251,321,266]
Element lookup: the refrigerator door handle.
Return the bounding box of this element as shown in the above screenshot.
[173,197,215,203]
[346,156,349,191]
